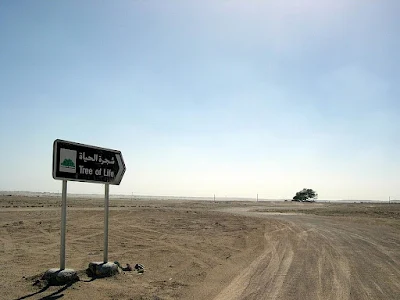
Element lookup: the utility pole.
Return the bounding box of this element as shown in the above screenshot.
[257,193,258,202]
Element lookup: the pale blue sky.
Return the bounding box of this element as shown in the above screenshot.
[1,0,399,200]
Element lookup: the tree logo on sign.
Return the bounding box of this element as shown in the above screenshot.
[59,148,77,173]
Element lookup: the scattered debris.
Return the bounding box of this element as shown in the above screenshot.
[123,263,132,271]
[135,264,145,273]
[114,261,144,273]
[116,261,132,271]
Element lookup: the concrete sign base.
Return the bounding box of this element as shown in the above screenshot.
[88,262,119,277]
[43,268,79,285]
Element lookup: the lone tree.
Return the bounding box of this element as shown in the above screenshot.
[292,188,318,202]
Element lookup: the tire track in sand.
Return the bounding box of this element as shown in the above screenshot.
[212,211,354,300]
[213,222,295,300]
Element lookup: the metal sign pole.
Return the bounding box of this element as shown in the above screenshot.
[60,180,67,270]
[104,183,110,263]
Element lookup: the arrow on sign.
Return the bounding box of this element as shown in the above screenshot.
[114,153,125,185]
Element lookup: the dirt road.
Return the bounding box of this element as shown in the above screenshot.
[214,208,400,300]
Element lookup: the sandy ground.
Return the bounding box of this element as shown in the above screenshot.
[0,196,399,300]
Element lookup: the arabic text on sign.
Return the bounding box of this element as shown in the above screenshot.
[79,152,115,165]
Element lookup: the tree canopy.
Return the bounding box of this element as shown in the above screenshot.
[292,188,318,202]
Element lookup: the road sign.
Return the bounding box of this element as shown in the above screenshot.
[53,139,126,185]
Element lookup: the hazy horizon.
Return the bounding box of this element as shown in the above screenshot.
[1,1,399,201]
[1,190,398,203]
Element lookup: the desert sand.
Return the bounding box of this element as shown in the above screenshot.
[0,195,399,299]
